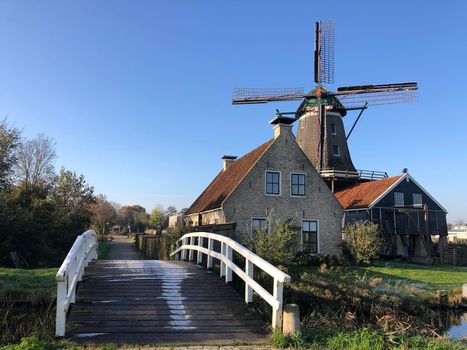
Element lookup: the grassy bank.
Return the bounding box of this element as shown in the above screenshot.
[0,268,57,303]
[273,328,466,350]
[281,260,467,341]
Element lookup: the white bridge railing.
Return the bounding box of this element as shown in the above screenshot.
[55,230,98,337]
[170,232,291,330]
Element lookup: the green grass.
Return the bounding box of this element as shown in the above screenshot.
[272,328,466,350]
[365,261,467,292]
[288,260,467,296]
[0,268,57,303]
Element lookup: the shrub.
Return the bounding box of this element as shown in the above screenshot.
[292,252,341,267]
[343,220,381,265]
[251,218,299,266]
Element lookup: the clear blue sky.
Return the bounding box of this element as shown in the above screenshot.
[1,1,466,222]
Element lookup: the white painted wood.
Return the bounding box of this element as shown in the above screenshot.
[245,259,253,303]
[220,242,226,278]
[188,236,194,261]
[55,230,98,337]
[197,237,203,264]
[180,237,187,260]
[170,232,291,329]
[225,246,233,283]
[272,278,284,330]
[207,238,213,269]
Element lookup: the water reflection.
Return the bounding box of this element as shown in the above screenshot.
[447,312,467,340]
[430,310,467,339]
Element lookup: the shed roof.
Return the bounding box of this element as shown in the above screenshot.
[335,176,402,209]
[186,139,274,215]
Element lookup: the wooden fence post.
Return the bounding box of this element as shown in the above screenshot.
[207,238,213,269]
[225,246,233,283]
[55,280,67,337]
[272,278,284,330]
[188,236,194,261]
[220,242,225,278]
[197,237,203,264]
[245,259,253,303]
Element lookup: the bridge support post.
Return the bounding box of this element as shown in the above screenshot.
[245,259,253,303]
[272,279,284,330]
[180,237,187,260]
[56,280,67,337]
[189,237,194,261]
[225,246,233,283]
[220,243,225,278]
[197,237,203,264]
[207,238,213,269]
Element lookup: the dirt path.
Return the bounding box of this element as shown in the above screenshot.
[106,234,143,260]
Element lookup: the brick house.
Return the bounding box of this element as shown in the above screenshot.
[185,117,344,256]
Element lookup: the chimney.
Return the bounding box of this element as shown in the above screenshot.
[269,116,295,139]
[221,155,237,171]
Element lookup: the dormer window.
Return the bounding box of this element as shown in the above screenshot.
[330,123,337,135]
[332,145,340,157]
[265,171,281,195]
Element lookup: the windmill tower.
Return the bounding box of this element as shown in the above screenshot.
[232,20,418,190]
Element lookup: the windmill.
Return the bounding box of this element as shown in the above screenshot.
[232,21,418,188]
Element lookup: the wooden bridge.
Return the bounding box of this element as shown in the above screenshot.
[55,231,290,345]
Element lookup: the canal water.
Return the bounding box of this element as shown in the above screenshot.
[446,310,467,340]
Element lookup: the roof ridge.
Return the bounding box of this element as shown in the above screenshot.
[186,139,274,215]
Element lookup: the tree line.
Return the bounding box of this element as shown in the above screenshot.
[0,119,184,268]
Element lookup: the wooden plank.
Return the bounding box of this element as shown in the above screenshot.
[66,260,268,345]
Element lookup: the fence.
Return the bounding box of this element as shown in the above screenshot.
[55,230,98,337]
[170,231,291,330]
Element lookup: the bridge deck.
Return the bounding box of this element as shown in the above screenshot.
[67,259,268,344]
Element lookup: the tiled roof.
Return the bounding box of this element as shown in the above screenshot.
[335,176,402,209]
[186,139,274,215]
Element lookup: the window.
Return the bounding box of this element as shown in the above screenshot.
[332,145,340,156]
[265,171,280,195]
[330,123,337,135]
[251,218,267,233]
[394,192,404,207]
[291,173,306,196]
[413,193,422,207]
[302,220,318,253]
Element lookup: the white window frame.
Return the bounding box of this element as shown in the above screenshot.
[290,172,306,198]
[332,145,340,157]
[251,217,268,235]
[413,193,423,207]
[265,170,281,196]
[301,219,319,254]
[330,123,337,135]
[394,192,405,207]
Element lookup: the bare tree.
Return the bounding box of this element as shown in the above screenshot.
[91,194,117,237]
[0,119,21,190]
[15,134,57,187]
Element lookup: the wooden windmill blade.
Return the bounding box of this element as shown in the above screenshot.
[334,82,418,109]
[315,20,334,84]
[232,87,305,104]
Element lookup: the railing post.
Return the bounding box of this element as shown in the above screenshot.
[180,237,187,260]
[220,242,225,278]
[225,246,233,283]
[188,236,194,261]
[245,258,253,303]
[55,279,67,337]
[197,237,203,264]
[69,262,76,304]
[272,278,284,330]
[207,238,213,269]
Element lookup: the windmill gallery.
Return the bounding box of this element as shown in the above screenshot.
[184,21,448,262]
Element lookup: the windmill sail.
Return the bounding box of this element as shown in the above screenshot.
[232,87,304,104]
[335,82,418,108]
